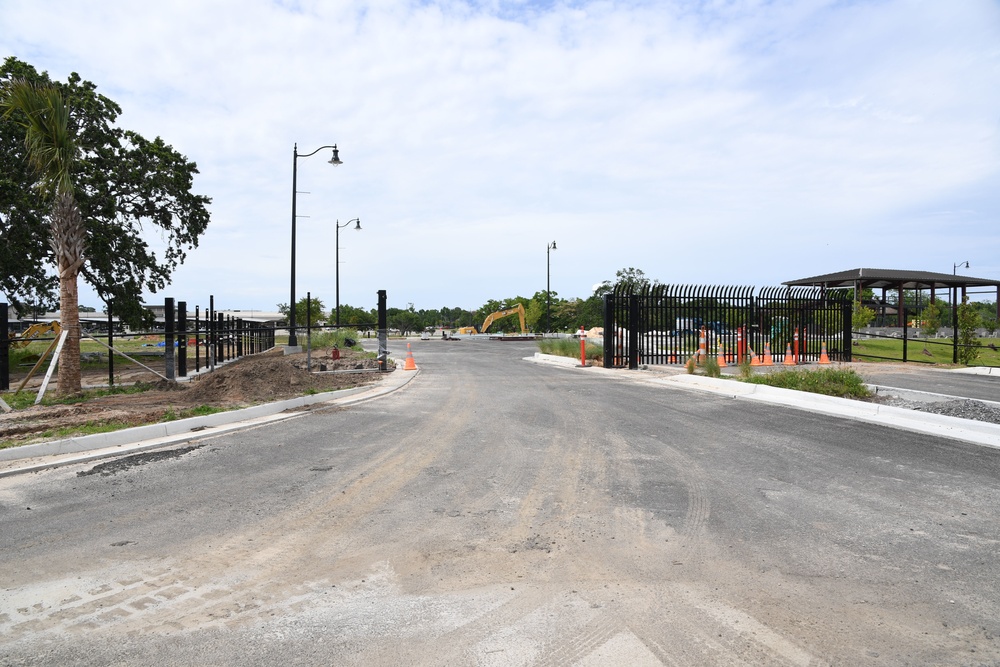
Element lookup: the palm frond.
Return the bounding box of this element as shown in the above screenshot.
[1,77,77,197]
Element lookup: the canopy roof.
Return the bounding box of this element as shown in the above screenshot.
[784,268,1000,291]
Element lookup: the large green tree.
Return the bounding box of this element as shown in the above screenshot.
[0,57,211,330]
[277,296,327,331]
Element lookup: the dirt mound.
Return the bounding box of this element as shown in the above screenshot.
[184,350,378,403]
[1,348,384,449]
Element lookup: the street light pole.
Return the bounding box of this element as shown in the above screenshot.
[289,143,342,349]
[546,241,557,334]
[953,260,969,275]
[335,218,362,328]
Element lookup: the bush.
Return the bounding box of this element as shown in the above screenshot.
[537,337,602,362]
[309,329,363,351]
[740,367,871,399]
[957,300,981,365]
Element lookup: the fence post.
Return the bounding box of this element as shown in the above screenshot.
[952,298,959,364]
[178,301,187,377]
[901,306,908,363]
[1,302,8,391]
[377,289,388,371]
[217,313,225,363]
[164,298,176,380]
[843,303,853,362]
[603,294,614,369]
[107,300,114,387]
[195,305,201,373]
[209,295,216,371]
[237,317,244,357]
[628,295,640,370]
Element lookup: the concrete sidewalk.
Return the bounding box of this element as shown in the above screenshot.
[0,366,417,478]
[528,352,1000,450]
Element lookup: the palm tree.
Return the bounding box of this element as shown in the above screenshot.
[2,79,85,394]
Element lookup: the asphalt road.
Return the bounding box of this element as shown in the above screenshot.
[2,340,999,666]
[860,366,1000,403]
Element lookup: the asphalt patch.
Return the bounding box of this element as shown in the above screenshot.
[77,445,203,477]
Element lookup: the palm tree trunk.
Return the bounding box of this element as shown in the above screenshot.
[58,268,82,394]
[52,192,85,395]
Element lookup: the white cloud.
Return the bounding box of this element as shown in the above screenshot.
[2,0,998,313]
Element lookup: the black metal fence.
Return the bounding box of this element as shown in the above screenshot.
[1,297,278,391]
[603,284,852,369]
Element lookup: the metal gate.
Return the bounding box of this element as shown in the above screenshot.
[603,284,851,369]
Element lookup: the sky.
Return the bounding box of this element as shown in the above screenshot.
[2,0,999,314]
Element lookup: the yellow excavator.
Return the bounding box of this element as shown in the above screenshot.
[457,304,527,335]
[9,321,61,348]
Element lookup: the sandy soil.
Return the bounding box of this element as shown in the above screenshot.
[0,348,383,448]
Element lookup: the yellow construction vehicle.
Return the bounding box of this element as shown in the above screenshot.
[9,321,61,348]
[481,304,527,334]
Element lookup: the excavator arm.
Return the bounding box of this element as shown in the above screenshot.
[481,304,526,334]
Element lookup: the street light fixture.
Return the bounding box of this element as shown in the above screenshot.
[289,143,342,349]
[335,218,362,328]
[953,260,969,275]
[546,241,557,334]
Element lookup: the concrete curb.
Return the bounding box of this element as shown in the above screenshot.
[0,367,417,477]
[527,353,1000,450]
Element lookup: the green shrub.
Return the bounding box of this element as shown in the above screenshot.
[740,367,871,399]
[309,329,364,351]
[537,338,602,361]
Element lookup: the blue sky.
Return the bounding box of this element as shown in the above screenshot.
[2,0,999,313]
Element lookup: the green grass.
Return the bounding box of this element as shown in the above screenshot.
[852,336,1000,366]
[739,367,872,399]
[2,382,157,409]
[537,338,603,362]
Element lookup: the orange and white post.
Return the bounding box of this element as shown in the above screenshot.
[579,326,586,367]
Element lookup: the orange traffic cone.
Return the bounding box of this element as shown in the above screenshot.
[717,342,727,367]
[749,347,761,366]
[819,341,831,364]
[783,342,795,366]
[698,327,707,365]
[763,342,774,366]
[404,342,417,371]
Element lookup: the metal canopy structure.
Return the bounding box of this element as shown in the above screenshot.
[784,268,1000,321]
[784,268,1000,292]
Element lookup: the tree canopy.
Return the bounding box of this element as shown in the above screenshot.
[0,57,211,327]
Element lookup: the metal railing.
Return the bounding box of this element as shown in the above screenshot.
[603,284,852,369]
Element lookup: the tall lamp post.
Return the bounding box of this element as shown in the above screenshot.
[953,260,969,275]
[546,241,557,334]
[289,143,342,349]
[335,218,362,327]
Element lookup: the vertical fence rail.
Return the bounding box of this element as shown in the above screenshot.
[1,302,8,391]
[604,285,850,368]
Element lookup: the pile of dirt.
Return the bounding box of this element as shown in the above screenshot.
[0,348,384,448]
[185,349,381,403]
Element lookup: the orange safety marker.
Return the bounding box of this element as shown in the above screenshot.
[819,341,831,364]
[404,342,417,371]
[783,342,796,366]
[698,327,707,365]
[763,342,774,366]
[749,346,761,366]
[716,342,727,367]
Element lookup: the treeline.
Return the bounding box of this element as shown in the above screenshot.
[280,268,655,335]
[280,291,605,335]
